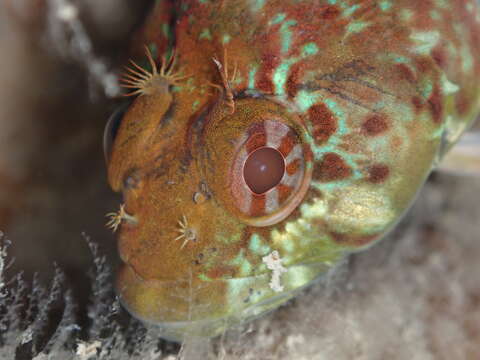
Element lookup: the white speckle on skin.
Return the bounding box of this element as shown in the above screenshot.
[263,250,288,292]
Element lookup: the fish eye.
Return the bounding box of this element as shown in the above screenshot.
[103,102,130,163]
[200,98,313,228]
[230,119,312,227]
[243,147,285,194]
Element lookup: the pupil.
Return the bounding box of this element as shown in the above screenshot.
[243,147,285,194]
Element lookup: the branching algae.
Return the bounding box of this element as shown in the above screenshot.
[105,0,480,341]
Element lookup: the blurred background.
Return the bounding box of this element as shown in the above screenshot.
[0,1,479,359]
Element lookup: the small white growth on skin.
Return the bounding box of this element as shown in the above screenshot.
[262,250,288,293]
[76,340,101,359]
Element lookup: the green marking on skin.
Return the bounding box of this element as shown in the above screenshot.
[410,31,440,54]
[430,10,441,20]
[198,273,212,281]
[273,44,318,96]
[346,21,370,35]
[248,234,271,256]
[280,20,297,53]
[251,0,265,12]
[400,9,413,21]
[199,28,212,40]
[222,34,231,44]
[228,250,253,277]
[343,4,360,17]
[295,90,322,112]
[273,58,296,96]
[421,81,433,99]
[192,100,200,110]
[270,13,286,25]
[379,0,392,11]
[302,43,319,56]
[441,74,459,95]
[248,65,258,89]
[461,44,474,72]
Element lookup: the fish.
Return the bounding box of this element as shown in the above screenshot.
[104,0,480,341]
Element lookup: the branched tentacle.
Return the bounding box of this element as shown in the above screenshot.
[119,46,188,97]
[210,47,237,114]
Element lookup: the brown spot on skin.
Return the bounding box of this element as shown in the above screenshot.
[432,46,447,69]
[286,64,301,98]
[367,164,390,183]
[256,53,278,94]
[412,96,424,113]
[321,5,340,19]
[396,63,416,83]
[362,114,389,136]
[308,104,337,144]
[428,84,443,124]
[415,58,431,74]
[314,153,352,182]
[330,232,378,247]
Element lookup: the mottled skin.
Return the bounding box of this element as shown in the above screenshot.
[107,0,480,340]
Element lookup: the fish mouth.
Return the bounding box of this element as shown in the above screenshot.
[115,261,327,341]
[115,263,297,342]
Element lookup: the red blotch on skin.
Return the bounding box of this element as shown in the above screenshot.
[286,64,302,98]
[415,58,431,74]
[314,153,352,182]
[396,63,417,84]
[256,53,279,94]
[278,133,296,157]
[321,5,340,19]
[412,96,424,113]
[362,114,389,136]
[432,46,447,70]
[367,164,390,183]
[428,84,443,124]
[249,194,266,217]
[308,104,337,144]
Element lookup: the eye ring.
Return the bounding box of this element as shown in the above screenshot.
[230,119,312,227]
[103,102,131,164]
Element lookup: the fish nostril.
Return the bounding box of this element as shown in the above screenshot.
[243,147,285,194]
